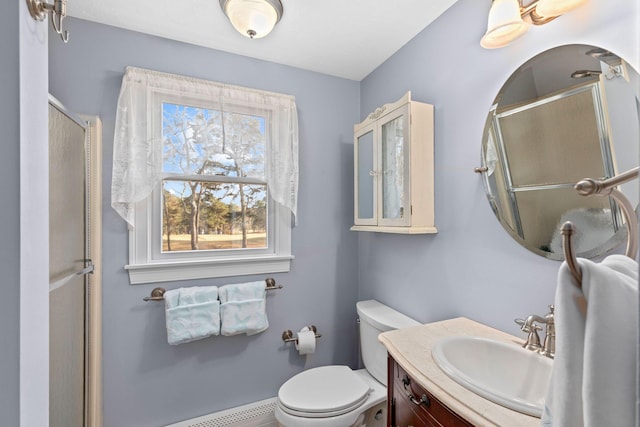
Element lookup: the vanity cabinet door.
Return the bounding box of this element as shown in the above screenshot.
[388,355,474,427]
[392,395,431,427]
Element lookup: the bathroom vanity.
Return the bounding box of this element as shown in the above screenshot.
[389,357,472,426]
[379,318,542,427]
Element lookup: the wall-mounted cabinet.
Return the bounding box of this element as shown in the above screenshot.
[351,91,436,234]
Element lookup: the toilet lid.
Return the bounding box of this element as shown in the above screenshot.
[278,366,371,418]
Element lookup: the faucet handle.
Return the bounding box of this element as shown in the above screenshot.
[523,323,542,351]
[546,304,555,318]
[514,318,541,332]
[515,318,542,350]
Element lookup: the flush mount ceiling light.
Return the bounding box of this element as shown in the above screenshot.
[481,0,588,49]
[220,0,283,39]
[570,69,601,78]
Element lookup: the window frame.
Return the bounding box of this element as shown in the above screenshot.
[125,88,293,285]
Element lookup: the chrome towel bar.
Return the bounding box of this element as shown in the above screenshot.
[562,166,639,287]
[143,277,283,302]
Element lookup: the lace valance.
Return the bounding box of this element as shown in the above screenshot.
[111,66,299,226]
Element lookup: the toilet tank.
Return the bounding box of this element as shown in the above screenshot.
[356,300,420,386]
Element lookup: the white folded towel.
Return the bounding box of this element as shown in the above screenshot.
[220,299,269,336]
[542,254,638,427]
[219,282,268,336]
[164,286,220,345]
[219,281,266,303]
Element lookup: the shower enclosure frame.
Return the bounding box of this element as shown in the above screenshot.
[49,94,103,427]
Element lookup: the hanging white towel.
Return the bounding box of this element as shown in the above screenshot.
[219,281,269,336]
[219,281,266,303]
[164,286,220,345]
[220,299,269,336]
[543,254,638,427]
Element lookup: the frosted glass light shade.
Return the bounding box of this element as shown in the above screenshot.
[220,0,283,39]
[481,0,530,49]
[536,0,588,17]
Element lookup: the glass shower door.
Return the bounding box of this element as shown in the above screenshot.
[49,102,88,427]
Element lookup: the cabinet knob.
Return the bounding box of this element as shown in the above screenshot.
[369,170,380,176]
[402,375,411,388]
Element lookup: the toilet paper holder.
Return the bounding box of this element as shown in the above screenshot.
[282,325,322,343]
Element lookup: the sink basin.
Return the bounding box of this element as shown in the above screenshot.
[432,336,552,417]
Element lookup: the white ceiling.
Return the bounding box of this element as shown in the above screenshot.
[67,0,459,81]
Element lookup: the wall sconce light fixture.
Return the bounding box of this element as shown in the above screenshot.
[481,0,588,49]
[27,0,69,43]
[219,0,283,39]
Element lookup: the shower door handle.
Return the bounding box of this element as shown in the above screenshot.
[49,261,94,293]
[75,264,94,277]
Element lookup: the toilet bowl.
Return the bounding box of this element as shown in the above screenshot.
[275,366,386,427]
[275,300,420,427]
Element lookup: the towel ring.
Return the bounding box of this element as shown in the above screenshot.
[562,167,639,287]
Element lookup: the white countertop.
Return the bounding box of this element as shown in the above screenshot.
[379,317,542,427]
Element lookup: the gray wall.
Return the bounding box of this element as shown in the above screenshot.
[49,18,360,427]
[0,2,22,424]
[46,0,639,425]
[358,0,639,334]
[2,3,50,426]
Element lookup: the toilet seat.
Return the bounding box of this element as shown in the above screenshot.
[277,365,372,418]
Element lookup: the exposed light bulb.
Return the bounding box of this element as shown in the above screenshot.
[536,0,588,17]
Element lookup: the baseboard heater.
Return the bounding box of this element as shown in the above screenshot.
[166,397,278,427]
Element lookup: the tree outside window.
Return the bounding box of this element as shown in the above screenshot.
[161,103,268,252]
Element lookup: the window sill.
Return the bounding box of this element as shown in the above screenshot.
[125,255,294,284]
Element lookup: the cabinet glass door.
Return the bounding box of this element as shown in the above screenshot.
[355,127,376,225]
[379,106,410,226]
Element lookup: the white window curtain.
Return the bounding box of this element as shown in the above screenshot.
[111,66,299,226]
[381,119,403,219]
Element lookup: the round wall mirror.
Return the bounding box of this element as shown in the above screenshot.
[479,44,639,260]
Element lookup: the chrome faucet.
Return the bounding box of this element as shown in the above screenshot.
[514,305,555,359]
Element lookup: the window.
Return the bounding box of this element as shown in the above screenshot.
[112,67,298,284]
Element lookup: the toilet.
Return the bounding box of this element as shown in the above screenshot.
[275,300,420,427]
